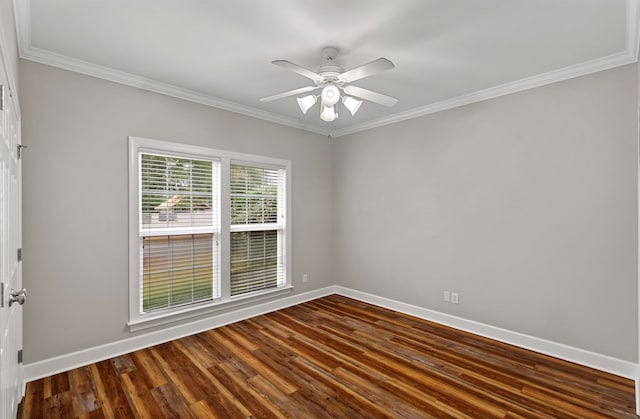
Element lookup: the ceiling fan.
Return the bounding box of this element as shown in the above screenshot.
[260,47,398,122]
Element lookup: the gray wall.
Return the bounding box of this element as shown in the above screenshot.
[19,57,639,364]
[334,64,638,361]
[19,60,334,363]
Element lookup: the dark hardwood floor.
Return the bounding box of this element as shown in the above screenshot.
[21,295,637,418]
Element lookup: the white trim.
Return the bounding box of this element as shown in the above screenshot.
[24,285,639,384]
[331,51,637,138]
[0,0,20,119]
[628,0,640,61]
[23,286,337,382]
[128,136,292,329]
[18,46,330,137]
[14,1,640,138]
[13,0,30,60]
[19,45,637,140]
[229,223,281,232]
[636,68,640,415]
[334,287,638,380]
[127,286,294,332]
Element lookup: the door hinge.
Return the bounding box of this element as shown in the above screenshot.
[18,349,23,364]
[0,85,5,111]
[17,145,26,160]
[17,248,22,262]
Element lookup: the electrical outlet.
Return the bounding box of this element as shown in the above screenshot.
[451,292,459,304]
[443,291,451,302]
[303,274,308,283]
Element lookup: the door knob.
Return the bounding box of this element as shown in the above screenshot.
[8,288,26,307]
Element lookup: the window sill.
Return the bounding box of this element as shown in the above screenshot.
[127,285,293,332]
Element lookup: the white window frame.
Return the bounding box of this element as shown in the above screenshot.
[128,136,292,331]
[229,161,287,297]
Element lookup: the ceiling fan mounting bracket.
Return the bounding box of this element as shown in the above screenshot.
[321,47,339,62]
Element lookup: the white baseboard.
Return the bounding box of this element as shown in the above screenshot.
[23,286,337,382]
[334,286,638,380]
[24,284,638,387]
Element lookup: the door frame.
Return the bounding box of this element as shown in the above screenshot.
[0,12,23,419]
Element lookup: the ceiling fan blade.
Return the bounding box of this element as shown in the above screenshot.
[343,85,398,107]
[272,60,324,83]
[259,86,319,102]
[338,58,395,83]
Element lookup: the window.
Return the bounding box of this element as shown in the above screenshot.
[139,154,219,312]
[230,164,286,296]
[129,137,291,330]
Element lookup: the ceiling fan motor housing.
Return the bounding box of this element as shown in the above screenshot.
[317,66,342,84]
[321,84,340,106]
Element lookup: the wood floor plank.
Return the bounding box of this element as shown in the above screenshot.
[288,355,397,418]
[87,364,115,419]
[172,339,253,418]
[187,400,223,419]
[212,327,298,395]
[178,335,219,369]
[92,360,136,418]
[119,370,165,419]
[208,362,282,419]
[21,295,638,418]
[246,374,316,418]
[42,377,52,400]
[150,383,195,419]
[332,365,441,418]
[42,390,74,419]
[67,366,99,416]
[153,341,246,418]
[21,378,44,419]
[148,345,200,406]
[110,354,136,375]
[130,349,167,389]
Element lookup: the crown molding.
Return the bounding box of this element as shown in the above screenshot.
[627,0,640,61]
[13,0,30,57]
[11,0,328,137]
[13,0,330,136]
[330,0,640,137]
[21,46,330,137]
[14,0,640,139]
[330,50,637,138]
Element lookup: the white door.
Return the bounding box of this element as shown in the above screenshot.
[0,63,23,418]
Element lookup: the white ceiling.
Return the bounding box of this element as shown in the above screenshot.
[14,0,639,137]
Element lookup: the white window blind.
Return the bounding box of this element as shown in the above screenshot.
[139,153,219,313]
[129,136,291,330]
[230,163,286,296]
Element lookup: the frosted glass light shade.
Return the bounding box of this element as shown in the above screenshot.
[320,105,337,122]
[296,95,317,114]
[342,96,362,116]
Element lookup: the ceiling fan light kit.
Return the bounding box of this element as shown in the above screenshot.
[320,104,338,122]
[342,96,362,116]
[320,84,340,106]
[296,95,317,114]
[260,47,398,122]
